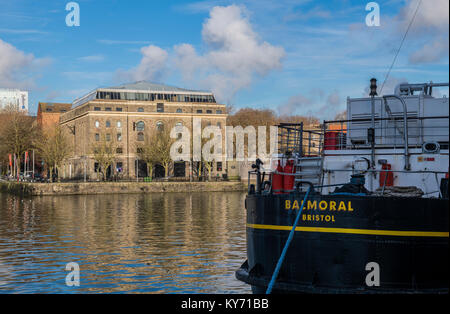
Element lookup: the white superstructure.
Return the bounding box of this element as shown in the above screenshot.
[319,82,449,198]
[0,89,29,112]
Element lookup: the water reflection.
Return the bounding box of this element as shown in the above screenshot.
[0,192,250,294]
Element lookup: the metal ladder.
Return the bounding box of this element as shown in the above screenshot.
[294,156,323,192]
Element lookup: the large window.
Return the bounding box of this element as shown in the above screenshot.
[106,120,111,128]
[137,132,144,141]
[95,121,100,128]
[136,121,145,132]
[95,133,100,141]
[157,103,164,113]
[117,121,122,128]
[95,91,217,104]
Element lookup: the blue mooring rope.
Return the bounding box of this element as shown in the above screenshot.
[266,187,312,294]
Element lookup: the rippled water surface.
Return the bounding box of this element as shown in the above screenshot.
[0,192,251,293]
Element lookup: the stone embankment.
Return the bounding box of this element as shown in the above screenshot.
[0,181,247,196]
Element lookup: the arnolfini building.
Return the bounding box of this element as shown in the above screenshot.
[59,81,227,180]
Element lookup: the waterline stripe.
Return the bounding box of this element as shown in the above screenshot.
[247,224,449,238]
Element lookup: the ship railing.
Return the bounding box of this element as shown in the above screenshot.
[248,167,448,198]
[277,122,324,158]
[322,115,449,151]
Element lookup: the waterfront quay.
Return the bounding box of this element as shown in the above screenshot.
[0,181,247,196]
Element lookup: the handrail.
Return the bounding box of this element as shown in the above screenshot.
[266,185,312,294]
[383,95,410,170]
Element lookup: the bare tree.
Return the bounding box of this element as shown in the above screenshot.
[0,105,39,178]
[136,132,159,179]
[91,134,116,181]
[154,127,175,178]
[36,125,72,182]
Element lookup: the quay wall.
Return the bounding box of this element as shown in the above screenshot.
[0,181,247,196]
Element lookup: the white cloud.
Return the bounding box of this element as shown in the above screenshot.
[121,5,284,102]
[118,45,169,82]
[98,39,152,45]
[277,89,345,120]
[174,5,285,102]
[0,28,48,34]
[0,38,49,89]
[277,94,312,116]
[77,54,105,62]
[397,0,449,64]
[409,37,449,64]
[398,0,449,33]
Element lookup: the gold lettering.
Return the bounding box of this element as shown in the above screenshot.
[330,201,337,211]
[307,215,311,221]
[285,200,291,210]
[307,201,317,210]
[302,214,306,221]
[325,215,331,222]
[319,201,328,211]
[348,201,354,212]
[292,200,299,210]
[332,215,335,222]
[338,201,347,211]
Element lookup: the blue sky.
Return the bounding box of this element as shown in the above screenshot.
[0,0,448,117]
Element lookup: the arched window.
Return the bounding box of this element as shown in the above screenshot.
[137,132,144,141]
[117,121,122,128]
[176,108,182,113]
[95,120,100,128]
[176,122,183,127]
[106,120,111,128]
[156,121,164,132]
[136,121,145,132]
[137,107,144,112]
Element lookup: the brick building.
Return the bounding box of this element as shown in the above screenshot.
[37,102,72,130]
[59,81,227,180]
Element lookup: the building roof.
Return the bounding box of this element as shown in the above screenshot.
[38,102,72,113]
[104,81,211,94]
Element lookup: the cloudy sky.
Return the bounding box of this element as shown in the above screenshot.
[0,0,448,117]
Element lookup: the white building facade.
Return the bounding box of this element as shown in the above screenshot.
[0,89,29,112]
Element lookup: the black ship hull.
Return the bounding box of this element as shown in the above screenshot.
[236,193,449,293]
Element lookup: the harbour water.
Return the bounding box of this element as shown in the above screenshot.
[0,191,250,294]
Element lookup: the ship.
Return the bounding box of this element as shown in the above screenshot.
[235,80,449,294]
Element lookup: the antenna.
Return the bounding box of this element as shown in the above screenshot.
[379,0,422,95]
